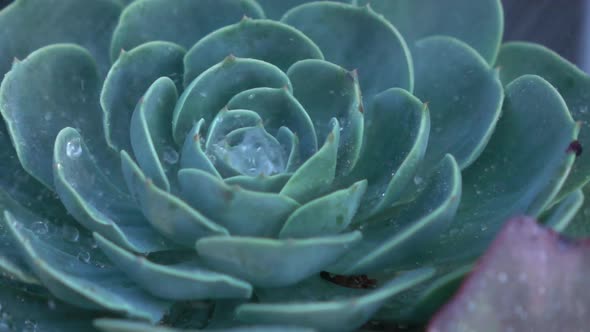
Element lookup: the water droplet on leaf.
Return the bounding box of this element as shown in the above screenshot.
[66,137,82,158]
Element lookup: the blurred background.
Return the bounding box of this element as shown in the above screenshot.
[0,0,588,72]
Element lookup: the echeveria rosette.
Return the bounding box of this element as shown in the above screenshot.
[0,0,586,331]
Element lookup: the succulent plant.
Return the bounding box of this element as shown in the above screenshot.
[0,0,589,331]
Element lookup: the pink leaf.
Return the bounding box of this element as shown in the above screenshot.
[428,216,590,332]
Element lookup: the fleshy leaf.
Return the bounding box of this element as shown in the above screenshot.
[110,0,264,61]
[496,42,590,197]
[256,0,350,19]
[180,119,222,178]
[542,189,584,232]
[121,151,229,247]
[184,18,323,86]
[226,87,318,161]
[280,119,339,204]
[0,280,100,332]
[345,88,429,218]
[101,41,185,153]
[0,44,117,189]
[437,75,578,262]
[330,154,461,274]
[429,217,590,332]
[130,77,179,192]
[412,36,503,172]
[225,174,291,193]
[287,59,362,173]
[357,0,503,64]
[54,128,173,253]
[3,211,171,323]
[563,182,590,238]
[279,180,367,238]
[282,2,413,99]
[0,0,122,78]
[172,56,291,145]
[196,232,362,288]
[178,169,299,237]
[236,268,434,332]
[95,234,252,300]
[95,318,315,332]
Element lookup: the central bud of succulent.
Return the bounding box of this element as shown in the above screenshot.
[211,126,286,176]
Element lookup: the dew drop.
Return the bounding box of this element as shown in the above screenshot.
[413,176,423,186]
[47,299,56,310]
[77,251,90,264]
[43,112,53,121]
[23,319,37,332]
[30,221,49,235]
[66,137,82,158]
[61,224,79,242]
[161,146,179,165]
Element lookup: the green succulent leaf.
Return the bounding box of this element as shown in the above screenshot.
[101,41,185,154]
[178,168,299,237]
[357,0,503,64]
[95,318,315,332]
[95,234,253,300]
[225,174,292,193]
[562,182,590,238]
[496,42,590,198]
[0,0,122,78]
[438,75,578,262]
[412,36,503,173]
[236,268,434,332]
[3,210,171,323]
[54,128,173,253]
[110,0,264,62]
[287,59,362,174]
[345,88,429,218]
[279,180,367,239]
[0,280,100,332]
[330,154,461,274]
[130,77,179,192]
[196,231,362,288]
[184,18,323,86]
[282,2,413,99]
[0,44,117,189]
[256,0,350,20]
[542,189,584,232]
[172,57,291,145]
[121,151,229,247]
[280,119,340,203]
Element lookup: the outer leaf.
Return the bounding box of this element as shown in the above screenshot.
[287,59,362,174]
[429,217,590,332]
[95,234,252,300]
[196,232,362,287]
[54,128,173,253]
[437,75,578,262]
[282,2,413,99]
[172,56,291,145]
[357,0,503,64]
[542,189,584,232]
[178,169,299,237]
[3,211,171,323]
[110,0,264,61]
[184,18,323,86]
[496,42,590,197]
[130,77,179,192]
[121,151,230,247]
[236,268,434,332]
[256,0,350,19]
[0,0,121,77]
[95,318,315,332]
[330,155,461,274]
[412,36,503,172]
[563,182,590,238]
[0,280,100,332]
[101,41,185,153]
[0,44,117,189]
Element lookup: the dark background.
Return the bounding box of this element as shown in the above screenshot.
[0,0,586,69]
